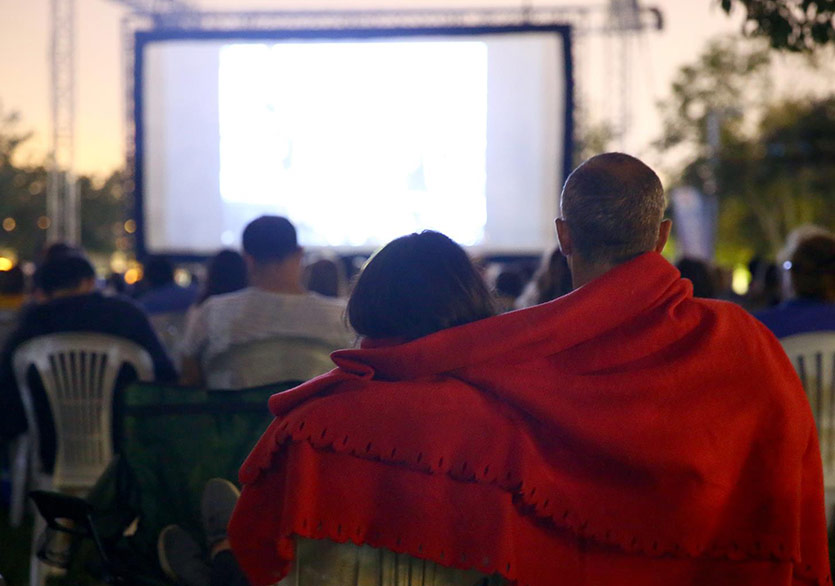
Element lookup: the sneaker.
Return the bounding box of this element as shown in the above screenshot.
[201,478,240,548]
[158,525,211,586]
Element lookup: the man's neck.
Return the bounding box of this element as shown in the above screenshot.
[570,259,616,290]
[250,266,305,295]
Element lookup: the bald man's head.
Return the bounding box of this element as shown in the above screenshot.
[559,152,666,265]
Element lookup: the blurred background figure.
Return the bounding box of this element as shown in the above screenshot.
[745,256,782,312]
[493,268,524,313]
[196,249,248,306]
[755,229,835,339]
[303,256,346,299]
[104,272,128,296]
[676,257,716,299]
[137,255,197,315]
[516,247,573,309]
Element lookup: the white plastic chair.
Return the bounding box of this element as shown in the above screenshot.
[11,332,153,586]
[205,336,336,390]
[780,331,835,522]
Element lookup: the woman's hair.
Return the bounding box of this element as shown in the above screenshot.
[347,231,496,341]
[198,249,248,305]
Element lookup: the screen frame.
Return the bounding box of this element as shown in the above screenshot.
[133,23,574,261]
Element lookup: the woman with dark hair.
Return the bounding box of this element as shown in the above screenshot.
[197,249,248,305]
[218,231,507,586]
[348,231,495,341]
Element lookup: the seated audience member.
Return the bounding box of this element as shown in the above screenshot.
[230,153,828,586]
[196,249,248,306]
[0,253,176,473]
[222,231,500,586]
[515,247,572,308]
[303,256,346,298]
[493,268,524,313]
[755,230,835,338]
[745,256,782,311]
[180,216,352,389]
[675,256,717,298]
[138,255,197,314]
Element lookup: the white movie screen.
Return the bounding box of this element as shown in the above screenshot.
[139,29,569,255]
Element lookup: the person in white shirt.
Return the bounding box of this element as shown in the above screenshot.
[180,216,353,389]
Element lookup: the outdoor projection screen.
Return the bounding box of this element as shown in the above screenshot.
[135,25,573,257]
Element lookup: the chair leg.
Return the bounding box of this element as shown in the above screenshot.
[8,434,30,527]
[29,509,46,586]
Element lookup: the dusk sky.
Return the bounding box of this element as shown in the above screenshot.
[1,0,828,179]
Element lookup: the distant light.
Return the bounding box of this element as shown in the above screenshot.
[124,219,137,234]
[110,252,127,274]
[37,216,51,230]
[124,267,141,285]
[0,257,13,271]
[782,260,792,271]
[731,265,751,296]
[174,268,191,287]
[2,217,15,231]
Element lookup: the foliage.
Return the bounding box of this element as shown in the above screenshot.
[718,0,835,52]
[0,103,49,259]
[573,118,616,167]
[658,38,835,258]
[0,104,130,261]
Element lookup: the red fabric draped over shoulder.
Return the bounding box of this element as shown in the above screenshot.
[229,252,829,586]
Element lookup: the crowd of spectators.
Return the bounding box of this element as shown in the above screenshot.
[0,152,832,586]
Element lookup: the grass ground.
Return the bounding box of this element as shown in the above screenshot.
[0,506,34,586]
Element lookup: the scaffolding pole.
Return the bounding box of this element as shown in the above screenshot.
[47,0,78,245]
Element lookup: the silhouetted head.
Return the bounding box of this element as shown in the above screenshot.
[557,153,669,285]
[36,254,96,298]
[787,233,835,302]
[304,257,345,298]
[199,249,248,304]
[347,231,495,341]
[242,216,301,265]
[144,255,175,288]
[676,257,716,299]
[41,242,79,263]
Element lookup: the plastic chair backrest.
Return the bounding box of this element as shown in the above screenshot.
[205,335,336,389]
[780,331,835,479]
[12,332,154,490]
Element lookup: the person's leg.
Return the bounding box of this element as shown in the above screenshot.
[158,478,249,586]
[202,478,250,586]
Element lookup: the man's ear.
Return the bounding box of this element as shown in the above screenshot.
[654,219,673,253]
[555,218,573,256]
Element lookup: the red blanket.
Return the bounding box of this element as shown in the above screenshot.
[229,252,829,586]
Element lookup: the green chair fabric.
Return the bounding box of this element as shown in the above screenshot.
[78,380,297,585]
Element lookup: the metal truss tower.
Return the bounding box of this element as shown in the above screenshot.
[47,0,193,246]
[47,0,77,245]
[607,0,662,150]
